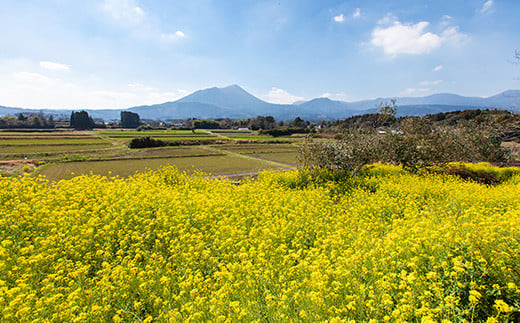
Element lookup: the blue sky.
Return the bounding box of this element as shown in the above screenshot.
[1,0,519,109]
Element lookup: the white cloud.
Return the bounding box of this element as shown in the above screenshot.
[1,64,188,108]
[352,8,361,19]
[40,61,70,71]
[480,0,493,14]
[419,80,443,86]
[440,26,467,44]
[333,13,345,23]
[13,72,55,85]
[370,17,467,55]
[126,83,188,102]
[147,90,188,103]
[101,0,188,43]
[440,15,453,27]
[161,30,186,40]
[264,87,304,104]
[320,92,348,101]
[377,13,397,25]
[433,65,443,71]
[127,83,155,92]
[133,6,144,17]
[102,0,144,24]
[91,90,138,102]
[401,87,431,96]
[334,9,360,23]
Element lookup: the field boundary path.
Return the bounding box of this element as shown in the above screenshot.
[200,144,296,180]
[207,167,295,181]
[201,145,294,169]
[200,129,229,139]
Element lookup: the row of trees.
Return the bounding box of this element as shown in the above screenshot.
[184,116,310,131]
[0,113,55,129]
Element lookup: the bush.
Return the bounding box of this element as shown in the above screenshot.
[136,125,153,131]
[259,127,315,137]
[299,120,510,175]
[128,137,167,148]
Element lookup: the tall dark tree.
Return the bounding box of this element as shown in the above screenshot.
[248,116,277,130]
[121,111,141,128]
[70,111,95,130]
[193,119,220,129]
[291,117,308,128]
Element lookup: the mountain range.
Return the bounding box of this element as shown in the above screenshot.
[1,85,520,121]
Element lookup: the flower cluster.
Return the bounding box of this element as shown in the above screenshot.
[0,164,519,321]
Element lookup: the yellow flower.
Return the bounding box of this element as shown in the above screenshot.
[468,290,481,304]
[493,299,512,313]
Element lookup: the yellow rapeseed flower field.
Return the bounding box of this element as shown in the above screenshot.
[0,163,519,321]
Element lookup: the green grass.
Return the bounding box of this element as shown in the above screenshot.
[213,143,298,154]
[0,138,109,146]
[0,146,217,161]
[0,134,97,139]
[0,131,91,136]
[132,147,219,158]
[225,134,290,142]
[209,130,252,134]
[39,155,282,181]
[96,130,207,136]
[253,152,299,166]
[0,143,116,154]
[102,133,215,138]
[114,137,220,143]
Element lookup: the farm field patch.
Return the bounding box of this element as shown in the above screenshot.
[96,130,208,137]
[0,131,93,137]
[130,146,219,158]
[212,143,297,154]
[208,129,252,134]
[0,138,109,146]
[113,137,222,144]
[101,134,216,138]
[39,154,279,181]
[0,143,115,154]
[225,134,285,140]
[253,151,299,165]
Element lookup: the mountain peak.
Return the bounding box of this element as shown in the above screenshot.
[223,84,242,90]
[177,84,268,110]
[311,97,334,103]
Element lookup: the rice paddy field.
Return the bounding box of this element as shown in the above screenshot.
[0,163,519,321]
[39,155,283,180]
[0,129,300,180]
[253,152,300,166]
[98,130,220,143]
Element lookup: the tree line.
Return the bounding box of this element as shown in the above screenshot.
[0,113,55,129]
[300,107,519,176]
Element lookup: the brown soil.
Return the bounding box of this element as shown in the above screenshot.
[0,159,39,173]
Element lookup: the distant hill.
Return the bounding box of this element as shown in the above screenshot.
[1,86,520,121]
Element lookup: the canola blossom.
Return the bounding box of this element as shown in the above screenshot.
[0,164,519,321]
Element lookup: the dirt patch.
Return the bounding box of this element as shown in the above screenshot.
[0,159,39,174]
